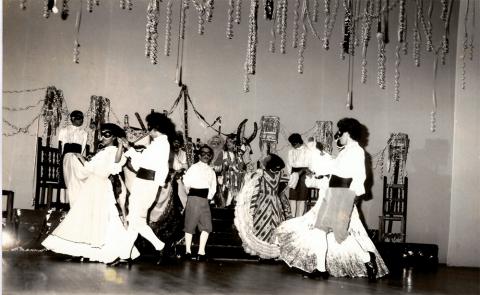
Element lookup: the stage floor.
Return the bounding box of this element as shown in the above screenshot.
[2,251,479,295]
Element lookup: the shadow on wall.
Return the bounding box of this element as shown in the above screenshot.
[357,123,374,229]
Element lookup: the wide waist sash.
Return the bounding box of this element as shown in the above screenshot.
[188,188,209,198]
[137,167,156,181]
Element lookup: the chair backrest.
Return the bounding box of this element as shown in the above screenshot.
[382,176,408,217]
[2,190,15,223]
[34,137,64,210]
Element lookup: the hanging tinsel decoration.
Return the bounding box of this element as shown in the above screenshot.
[61,0,69,20]
[206,0,214,22]
[292,0,300,48]
[468,1,475,61]
[95,0,100,6]
[227,0,235,38]
[235,0,243,24]
[413,0,421,67]
[314,121,334,154]
[439,0,453,65]
[419,0,433,52]
[192,0,209,35]
[85,95,111,149]
[73,0,83,64]
[259,116,280,153]
[297,0,307,73]
[430,49,440,132]
[180,0,190,40]
[120,0,133,10]
[41,86,68,138]
[120,0,125,9]
[376,0,386,90]
[460,0,471,90]
[20,0,27,10]
[145,0,160,65]
[264,0,274,20]
[360,0,373,84]
[279,0,288,54]
[386,133,409,184]
[268,7,277,52]
[312,0,319,22]
[87,0,93,12]
[243,0,259,92]
[43,0,51,18]
[341,0,353,59]
[322,0,339,50]
[393,45,401,101]
[164,0,173,56]
[393,0,406,101]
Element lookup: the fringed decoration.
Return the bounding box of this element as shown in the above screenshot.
[145,0,160,65]
[314,121,334,154]
[292,0,300,48]
[269,10,277,53]
[164,0,173,56]
[243,0,259,92]
[235,0,243,24]
[227,0,235,38]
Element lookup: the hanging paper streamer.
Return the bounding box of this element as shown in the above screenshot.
[259,115,280,153]
[314,121,334,154]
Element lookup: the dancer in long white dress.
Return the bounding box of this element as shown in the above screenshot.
[319,118,388,281]
[275,118,389,281]
[42,123,140,264]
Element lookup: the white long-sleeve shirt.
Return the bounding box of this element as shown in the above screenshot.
[57,125,88,154]
[330,141,366,196]
[287,145,311,174]
[124,134,170,187]
[183,161,217,200]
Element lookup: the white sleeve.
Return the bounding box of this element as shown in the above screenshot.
[350,149,366,196]
[208,169,217,200]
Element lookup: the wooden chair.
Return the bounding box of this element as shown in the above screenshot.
[2,190,15,224]
[379,176,408,242]
[34,137,65,210]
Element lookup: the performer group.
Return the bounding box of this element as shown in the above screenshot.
[42,110,389,282]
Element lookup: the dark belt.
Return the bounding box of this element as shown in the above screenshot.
[137,167,156,181]
[291,167,307,173]
[63,143,82,155]
[188,188,209,198]
[329,175,353,188]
